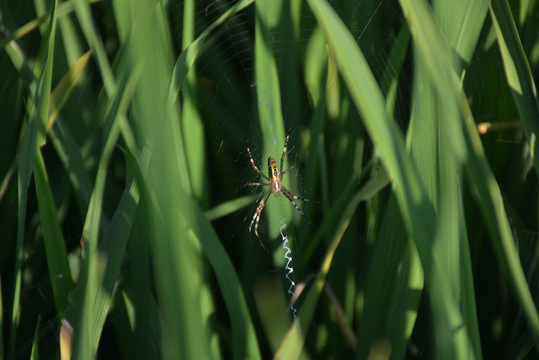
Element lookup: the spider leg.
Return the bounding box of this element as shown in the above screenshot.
[250,189,272,248]
[281,186,316,227]
[281,185,316,202]
[280,131,291,174]
[246,182,269,187]
[281,164,295,176]
[247,137,270,181]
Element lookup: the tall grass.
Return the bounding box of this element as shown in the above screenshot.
[1,0,539,358]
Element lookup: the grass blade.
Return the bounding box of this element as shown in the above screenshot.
[254,0,290,240]
[89,180,139,352]
[490,0,539,176]
[180,0,208,204]
[72,0,115,96]
[306,0,475,357]
[276,169,390,358]
[168,0,254,102]
[11,0,56,358]
[400,0,539,351]
[29,317,40,360]
[33,150,74,316]
[70,45,139,360]
[127,1,212,357]
[47,50,93,131]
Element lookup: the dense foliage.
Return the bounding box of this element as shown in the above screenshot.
[1,0,539,358]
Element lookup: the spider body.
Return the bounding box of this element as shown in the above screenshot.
[247,132,314,247]
[268,157,282,195]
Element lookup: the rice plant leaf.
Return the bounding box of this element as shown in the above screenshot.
[306,0,476,357]
[276,169,390,359]
[188,199,262,359]
[400,0,539,351]
[435,131,471,357]
[459,90,539,350]
[129,67,261,358]
[90,179,139,353]
[47,50,93,132]
[123,205,161,358]
[300,79,328,242]
[126,1,243,358]
[430,0,489,64]
[33,150,74,317]
[168,0,254,102]
[385,236,423,358]
[459,195,482,358]
[357,194,423,359]
[49,123,93,214]
[205,195,257,221]
[72,0,115,96]
[380,24,410,99]
[407,47,470,355]
[306,0,428,242]
[490,0,539,176]
[0,0,101,50]
[11,0,56,357]
[181,0,207,204]
[431,1,487,356]
[29,316,40,360]
[70,51,140,360]
[451,0,490,63]
[254,0,289,239]
[406,2,482,350]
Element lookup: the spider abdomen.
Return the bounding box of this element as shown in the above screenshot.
[268,157,280,178]
[268,156,282,195]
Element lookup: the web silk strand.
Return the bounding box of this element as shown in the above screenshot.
[280,219,301,337]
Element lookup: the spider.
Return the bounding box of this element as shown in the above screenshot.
[247,131,315,247]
